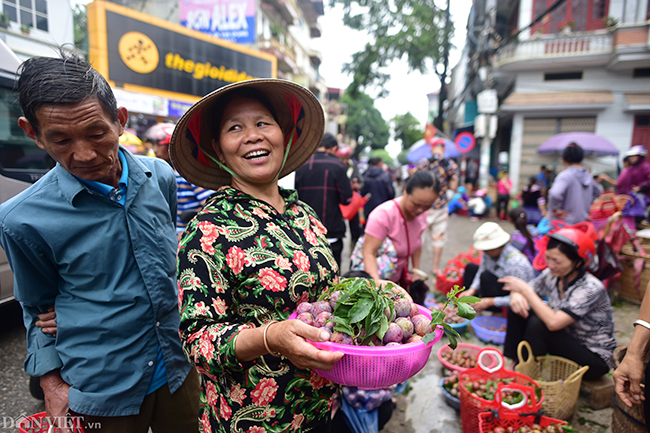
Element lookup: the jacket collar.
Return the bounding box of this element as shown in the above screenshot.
[57,146,152,204]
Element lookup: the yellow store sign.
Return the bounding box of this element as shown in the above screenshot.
[87,0,276,103]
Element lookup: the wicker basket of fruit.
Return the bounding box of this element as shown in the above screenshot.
[459,349,543,433]
[514,341,589,420]
[290,278,481,389]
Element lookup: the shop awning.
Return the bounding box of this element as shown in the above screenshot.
[500,91,614,112]
[625,93,650,112]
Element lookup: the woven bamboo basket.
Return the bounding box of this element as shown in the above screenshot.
[514,341,589,420]
[612,346,647,433]
[619,245,650,304]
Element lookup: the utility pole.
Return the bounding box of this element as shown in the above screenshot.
[434,0,451,132]
[476,0,497,189]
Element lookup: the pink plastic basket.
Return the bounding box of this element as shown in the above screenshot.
[437,342,482,372]
[290,304,443,389]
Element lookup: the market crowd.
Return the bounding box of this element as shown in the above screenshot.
[3,51,650,433]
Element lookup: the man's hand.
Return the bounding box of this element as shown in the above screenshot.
[41,370,72,433]
[36,305,57,336]
[472,298,493,313]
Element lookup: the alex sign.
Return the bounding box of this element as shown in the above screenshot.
[87,0,275,103]
[180,0,255,44]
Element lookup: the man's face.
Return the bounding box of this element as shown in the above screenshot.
[18,98,127,186]
[153,142,171,164]
[431,145,444,158]
[484,246,504,259]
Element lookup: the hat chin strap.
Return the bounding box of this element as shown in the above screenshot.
[197,126,296,187]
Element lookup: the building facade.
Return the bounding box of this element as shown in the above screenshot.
[447,0,650,192]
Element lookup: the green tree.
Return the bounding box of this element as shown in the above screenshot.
[369,149,393,166]
[73,3,88,54]
[392,112,422,152]
[396,149,410,165]
[334,0,453,98]
[341,92,389,157]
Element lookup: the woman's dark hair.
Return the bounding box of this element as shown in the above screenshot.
[18,50,119,136]
[405,170,440,195]
[527,176,536,187]
[210,87,280,142]
[547,237,583,268]
[562,142,584,164]
[509,207,535,256]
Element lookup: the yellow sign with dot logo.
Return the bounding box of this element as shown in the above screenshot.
[87,0,276,103]
[118,32,159,74]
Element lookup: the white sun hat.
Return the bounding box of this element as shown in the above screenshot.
[473,222,511,251]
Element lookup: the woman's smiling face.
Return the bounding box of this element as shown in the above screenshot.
[213,96,285,189]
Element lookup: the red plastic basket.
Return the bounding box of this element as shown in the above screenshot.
[290,304,444,389]
[459,349,543,433]
[437,343,482,372]
[435,264,464,295]
[479,409,567,433]
[18,412,85,433]
[467,247,482,264]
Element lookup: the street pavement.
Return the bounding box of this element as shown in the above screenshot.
[356,213,639,433]
[0,212,640,432]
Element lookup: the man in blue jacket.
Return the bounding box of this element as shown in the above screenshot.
[0,53,198,432]
[361,157,395,218]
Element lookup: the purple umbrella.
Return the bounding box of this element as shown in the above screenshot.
[537,132,619,156]
[406,138,461,162]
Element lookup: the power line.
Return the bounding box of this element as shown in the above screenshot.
[446,0,569,110]
[495,0,568,52]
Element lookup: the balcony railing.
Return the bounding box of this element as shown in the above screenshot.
[258,38,298,74]
[494,32,613,67]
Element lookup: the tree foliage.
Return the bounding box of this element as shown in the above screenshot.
[391,112,422,152]
[341,92,389,156]
[369,149,393,166]
[72,3,88,54]
[333,0,453,97]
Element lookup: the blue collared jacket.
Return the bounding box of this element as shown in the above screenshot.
[0,148,191,417]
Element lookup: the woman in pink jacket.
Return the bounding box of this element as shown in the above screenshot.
[496,172,512,220]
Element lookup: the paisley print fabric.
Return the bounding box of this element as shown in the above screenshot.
[178,186,339,433]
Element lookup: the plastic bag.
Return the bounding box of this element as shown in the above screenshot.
[339,192,368,221]
[622,192,647,217]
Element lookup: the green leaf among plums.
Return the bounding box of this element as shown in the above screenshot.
[423,285,477,349]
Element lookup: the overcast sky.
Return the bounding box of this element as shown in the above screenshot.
[311,1,473,128]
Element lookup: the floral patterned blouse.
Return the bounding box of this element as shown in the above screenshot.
[177,185,340,433]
